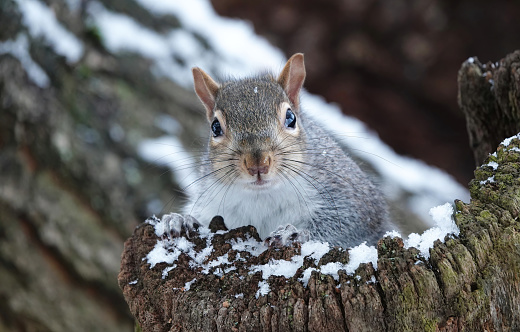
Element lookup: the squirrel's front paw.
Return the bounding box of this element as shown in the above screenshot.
[264,224,310,248]
[153,213,201,240]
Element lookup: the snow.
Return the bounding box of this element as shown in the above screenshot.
[477,133,520,185]
[161,266,174,279]
[230,237,269,256]
[91,7,170,59]
[299,241,378,285]
[86,0,283,86]
[252,241,327,279]
[299,268,317,287]
[184,278,196,291]
[483,161,499,170]
[502,133,520,147]
[137,136,198,191]
[480,176,495,185]
[0,34,50,88]
[16,0,84,63]
[343,242,379,273]
[133,0,286,75]
[384,230,402,238]
[4,0,85,86]
[146,240,182,268]
[404,203,458,259]
[256,281,270,299]
[86,2,193,85]
[146,203,460,295]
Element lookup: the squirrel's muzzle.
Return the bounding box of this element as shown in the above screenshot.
[243,152,271,176]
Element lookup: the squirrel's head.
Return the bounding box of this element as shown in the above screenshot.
[192,53,307,189]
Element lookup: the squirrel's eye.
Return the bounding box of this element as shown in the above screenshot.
[211,119,223,137]
[285,109,296,128]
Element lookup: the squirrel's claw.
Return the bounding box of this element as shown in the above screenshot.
[264,224,310,248]
[156,213,201,240]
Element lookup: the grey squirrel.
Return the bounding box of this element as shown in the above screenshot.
[180,53,393,248]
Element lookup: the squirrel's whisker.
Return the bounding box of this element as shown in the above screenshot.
[277,168,314,221]
[217,172,240,215]
[182,164,235,192]
[280,163,339,222]
[188,167,237,215]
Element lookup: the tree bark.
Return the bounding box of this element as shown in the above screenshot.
[458,50,520,166]
[0,1,203,330]
[119,52,520,331]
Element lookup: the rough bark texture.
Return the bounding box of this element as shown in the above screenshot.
[119,52,520,331]
[0,1,204,330]
[458,50,520,166]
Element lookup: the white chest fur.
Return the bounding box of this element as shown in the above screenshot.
[184,179,320,239]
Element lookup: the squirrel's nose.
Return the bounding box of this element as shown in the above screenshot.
[244,153,271,176]
[247,165,269,176]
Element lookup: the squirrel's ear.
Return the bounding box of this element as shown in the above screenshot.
[277,53,306,109]
[192,67,220,120]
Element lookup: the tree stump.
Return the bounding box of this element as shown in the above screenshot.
[119,51,520,331]
[119,137,520,332]
[458,50,520,166]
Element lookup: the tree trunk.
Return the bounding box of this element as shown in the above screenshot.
[0,1,203,330]
[119,51,520,332]
[458,50,520,166]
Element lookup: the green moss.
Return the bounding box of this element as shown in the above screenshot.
[420,316,438,332]
[466,231,493,269]
[454,200,466,212]
[394,283,417,327]
[487,153,498,163]
[479,210,493,219]
[496,173,514,184]
[475,210,498,226]
[380,242,387,252]
[452,291,475,318]
[287,302,294,327]
[437,259,458,292]
[474,168,494,182]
